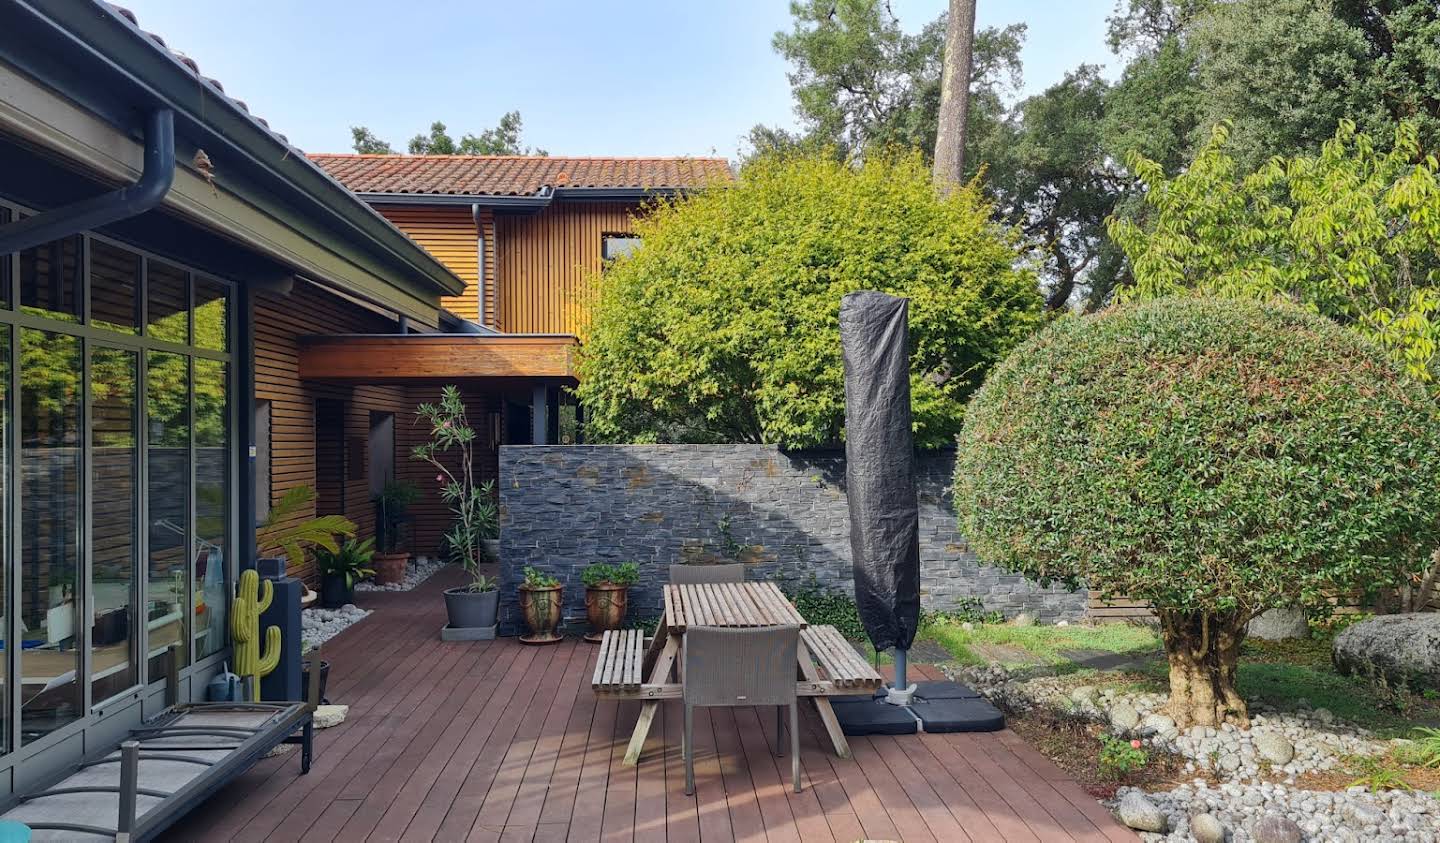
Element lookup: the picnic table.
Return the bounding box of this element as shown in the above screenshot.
[591,581,883,766]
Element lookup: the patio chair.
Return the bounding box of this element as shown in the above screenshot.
[682,624,801,795]
[668,563,745,584]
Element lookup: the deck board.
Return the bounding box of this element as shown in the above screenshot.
[158,569,1134,842]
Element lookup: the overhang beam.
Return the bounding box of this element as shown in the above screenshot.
[298,334,578,381]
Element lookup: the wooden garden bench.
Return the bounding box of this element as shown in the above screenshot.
[800,625,884,691]
[592,628,646,695]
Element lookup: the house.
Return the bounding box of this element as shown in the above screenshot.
[0,0,729,798]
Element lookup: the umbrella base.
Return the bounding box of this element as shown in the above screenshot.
[830,681,1004,735]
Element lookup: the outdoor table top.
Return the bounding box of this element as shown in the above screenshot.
[662,581,807,633]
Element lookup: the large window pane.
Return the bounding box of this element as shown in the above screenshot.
[90,241,141,335]
[0,326,9,752]
[146,351,189,677]
[19,235,81,323]
[91,348,139,702]
[19,329,81,744]
[194,278,228,352]
[193,359,227,661]
[146,262,188,344]
[0,206,11,309]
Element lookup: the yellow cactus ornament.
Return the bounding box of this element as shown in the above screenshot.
[232,568,281,701]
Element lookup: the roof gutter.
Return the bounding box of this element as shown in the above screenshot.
[0,108,174,254]
[356,185,685,209]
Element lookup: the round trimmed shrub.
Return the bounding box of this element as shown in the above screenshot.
[954,297,1440,727]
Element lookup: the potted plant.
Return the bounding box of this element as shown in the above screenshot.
[255,484,358,579]
[314,538,376,609]
[373,479,420,585]
[581,561,639,642]
[412,385,502,632]
[519,566,563,644]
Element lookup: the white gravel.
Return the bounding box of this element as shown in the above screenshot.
[355,556,450,592]
[1112,781,1440,842]
[301,603,370,652]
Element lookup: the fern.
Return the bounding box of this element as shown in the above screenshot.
[1399,728,1440,769]
[256,485,357,564]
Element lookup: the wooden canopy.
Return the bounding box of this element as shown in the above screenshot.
[298,333,578,381]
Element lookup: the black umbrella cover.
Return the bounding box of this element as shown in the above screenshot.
[839,291,920,653]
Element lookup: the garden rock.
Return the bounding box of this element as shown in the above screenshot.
[1190,812,1226,843]
[1253,731,1294,765]
[355,556,449,593]
[1109,701,1141,733]
[1116,791,1168,833]
[1333,612,1440,691]
[313,704,348,729]
[301,603,371,652]
[1251,813,1301,843]
[1011,611,1036,627]
[1247,608,1309,641]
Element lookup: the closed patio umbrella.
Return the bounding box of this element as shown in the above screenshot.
[839,291,920,704]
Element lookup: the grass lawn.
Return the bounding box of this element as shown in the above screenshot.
[895,617,1440,738]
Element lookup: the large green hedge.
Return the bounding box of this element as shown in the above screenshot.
[954,297,1440,616]
[576,151,1043,449]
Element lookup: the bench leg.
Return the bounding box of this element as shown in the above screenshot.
[625,633,678,766]
[301,718,314,774]
[812,697,851,759]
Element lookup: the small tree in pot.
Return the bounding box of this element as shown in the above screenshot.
[581,562,639,642]
[412,386,501,629]
[372,480,420,585]
[519,566,563,644]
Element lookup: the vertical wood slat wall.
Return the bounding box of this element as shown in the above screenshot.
[496,201,640,335]
[375,205,484,323]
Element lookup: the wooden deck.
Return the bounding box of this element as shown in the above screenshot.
[161,569,1134,842]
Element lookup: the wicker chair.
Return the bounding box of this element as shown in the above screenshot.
[668,563,745,584]
[681,625,801,795]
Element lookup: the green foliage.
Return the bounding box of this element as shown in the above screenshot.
[373,479,420,553]
[577,151,1042,448]
[314,538,377,589]
[922,597,1004,627]
[1348,755,1413,793]
[1097,734,1149,780]
[779,577,867,642]
[405,114,546,156]
[350,126,394,154]
[522,566,560,590]
[1112,120,1440,380]
[412,386,498,591]
[1398,728,1440,768]
[254,485,357,565]
[471,574,498,594]
[954,297,1440,619]
[581,562,640,589]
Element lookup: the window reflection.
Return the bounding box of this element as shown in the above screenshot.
[90,241,141,335]
[194,359,227,661]
[19,329,82,744]
[194,279,228,352]
[147,351,189,678]
[91,348,139,702]
[147,261,188,344]
[19,235,81,323]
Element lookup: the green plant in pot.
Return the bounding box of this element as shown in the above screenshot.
[581,562,639,643]
[519,566,563,644]
[412,386,502,630]
[255,485,357,573]
[314,538,376,609]
[373,480,420,586]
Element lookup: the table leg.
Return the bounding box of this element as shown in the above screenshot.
[797,640,851,759]
[625,632,679,766]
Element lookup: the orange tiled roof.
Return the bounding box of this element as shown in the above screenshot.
[309,154,732,197]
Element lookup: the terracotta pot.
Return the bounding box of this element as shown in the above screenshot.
[372,551,410,585]
[519,584,563,644]
[584,584,629,643]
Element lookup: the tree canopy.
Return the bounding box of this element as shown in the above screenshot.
[954,297,1440,725]
[348,112,547,156]
[575,151,1043,449]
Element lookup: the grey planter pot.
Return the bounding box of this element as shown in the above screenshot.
[445,587,499,629]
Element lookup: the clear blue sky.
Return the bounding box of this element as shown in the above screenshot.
[120,0,1116,159]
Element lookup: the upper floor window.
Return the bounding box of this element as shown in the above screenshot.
[602,234,642,263]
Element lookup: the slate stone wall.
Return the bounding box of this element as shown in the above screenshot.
[497,444,1087,634]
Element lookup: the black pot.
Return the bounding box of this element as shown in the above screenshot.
[301,659,331,704]
[320,573,353,609]
[444,587,499,629]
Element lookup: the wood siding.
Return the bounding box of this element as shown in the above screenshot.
[299,335,577,380]
[496,201,641,334]
[376,205,482,322]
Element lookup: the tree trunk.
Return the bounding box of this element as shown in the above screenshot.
[933,0,977,193]
[1157,609,1250,728]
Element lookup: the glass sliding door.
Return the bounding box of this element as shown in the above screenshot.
[146,351,190,679]
[193,359,227,661]
[90,348,139,702]
[18,329,82,745]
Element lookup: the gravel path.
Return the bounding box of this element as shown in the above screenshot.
[355,556,450,593]
[301,603,370,652]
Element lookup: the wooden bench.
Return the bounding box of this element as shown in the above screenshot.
[592,628,646,696]
[800,625,883,693]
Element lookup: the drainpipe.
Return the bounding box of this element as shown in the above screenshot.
[472,203,486,327]
[0,109,175,254]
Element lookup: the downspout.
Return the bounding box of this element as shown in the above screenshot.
[472,203,486,327]
[0,109,175,254]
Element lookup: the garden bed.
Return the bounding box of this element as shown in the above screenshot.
[355,556,450,593]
